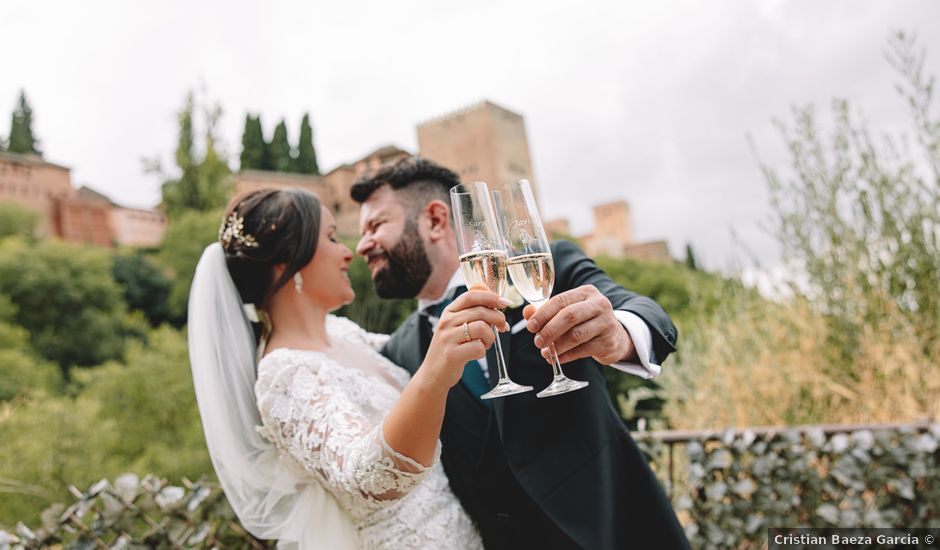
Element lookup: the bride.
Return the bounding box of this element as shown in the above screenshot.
[188,188,508,549]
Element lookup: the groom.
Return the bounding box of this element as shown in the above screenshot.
[351,157,689,549]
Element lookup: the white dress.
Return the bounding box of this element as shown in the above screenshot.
[254,315,484,550]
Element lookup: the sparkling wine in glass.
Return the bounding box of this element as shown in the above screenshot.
[495,180,589,398]
[450,181,533,399]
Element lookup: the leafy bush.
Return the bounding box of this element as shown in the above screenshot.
[156,208,223,324]
[0,475,269,549]
[759,32,940,368]
[594,254,737,429]
[658,277,940,429]
[0,294,61,400]
[0,394,108,525]
[0,324,61,401]
[0,239,146,374]
[111,251,172,326]
[0,326,209,526]
[638,423,940,549]
[6,423,936,549]
[69,326,210,479]
[0,203,41,241]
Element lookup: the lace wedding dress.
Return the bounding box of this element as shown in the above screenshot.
[254,315,483,550]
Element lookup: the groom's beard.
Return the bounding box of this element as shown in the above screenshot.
[372,219,432,299]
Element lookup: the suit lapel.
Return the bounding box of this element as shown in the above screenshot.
[392,313,426,376]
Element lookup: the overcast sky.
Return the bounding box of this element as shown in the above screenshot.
[2,0,938,272]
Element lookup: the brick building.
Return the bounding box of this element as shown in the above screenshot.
[548,200,671,262]
[417,100,542,208]
[0,151,166,247]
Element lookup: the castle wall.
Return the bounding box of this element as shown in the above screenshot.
[56,198,112,247]
[110,207,167,248]
[417,101,540,205]
[0,153,75,237]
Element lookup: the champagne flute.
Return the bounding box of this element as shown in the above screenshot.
[450,181,533,399]
[494,179,589,398]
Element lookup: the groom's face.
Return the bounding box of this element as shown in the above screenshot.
[356,186,433,299]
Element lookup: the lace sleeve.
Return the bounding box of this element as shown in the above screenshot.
[256,352,438,507]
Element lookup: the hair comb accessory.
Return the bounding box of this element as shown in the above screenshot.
[219,212,259,249]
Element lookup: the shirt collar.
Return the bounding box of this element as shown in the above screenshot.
[418,269,465,316]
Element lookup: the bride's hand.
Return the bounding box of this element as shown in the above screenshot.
[418,290,510,391]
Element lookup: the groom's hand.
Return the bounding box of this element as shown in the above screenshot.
[523,285,636,365]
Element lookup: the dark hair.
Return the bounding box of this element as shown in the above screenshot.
[220,188,321,309]
[349,156,460,213]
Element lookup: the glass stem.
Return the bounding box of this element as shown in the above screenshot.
[531,299,568,379]
[492,325,510,381]
[547,344,566,378]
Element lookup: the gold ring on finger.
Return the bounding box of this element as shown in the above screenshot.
[462,321,471,342]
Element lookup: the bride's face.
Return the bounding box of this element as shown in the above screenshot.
[300,206,355,311]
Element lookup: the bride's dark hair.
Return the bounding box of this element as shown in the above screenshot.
[219,188,322,311]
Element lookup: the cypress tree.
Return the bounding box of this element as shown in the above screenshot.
[294,113,320,174]
[8,90,41,156]
[269,119,293,173]
[684,243,699,271]
[239,114,269,171]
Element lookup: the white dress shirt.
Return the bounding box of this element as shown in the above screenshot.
[418,269,660,381]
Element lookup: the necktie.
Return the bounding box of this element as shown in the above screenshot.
[427,286,492,401]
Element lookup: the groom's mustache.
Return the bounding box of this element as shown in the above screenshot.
[365,250,389,268]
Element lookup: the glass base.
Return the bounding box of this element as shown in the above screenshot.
[536,376,589,398]
[480,380,534,400]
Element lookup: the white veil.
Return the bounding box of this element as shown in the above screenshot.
[187,243,358,549]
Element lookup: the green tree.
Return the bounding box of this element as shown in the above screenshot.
[0,239,145,374]
[0,326,62,401]
[0,325,212,527]
[112,251,172,326]
[595,253,721,428]
[268,119,293,173]
[0,392,108,525]
[157,92,232,218]
[239,114,270,171]
[684,243,699,271]
[0,202,41,240]
[758,32,940,363]
[0,295,62,401]
[293,113,320,174]
[0,325,210,526]
[71,326,210,481]
[7,90,41,156]
[157,208,224,323]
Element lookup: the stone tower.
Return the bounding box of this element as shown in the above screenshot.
[586,200,633,257]
[416,100,541,206]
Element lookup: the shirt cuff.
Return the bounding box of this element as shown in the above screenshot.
[610,310,661,380]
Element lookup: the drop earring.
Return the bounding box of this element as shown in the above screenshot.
[294,272,304,294]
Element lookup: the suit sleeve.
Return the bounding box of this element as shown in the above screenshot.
[550,239,678,365]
